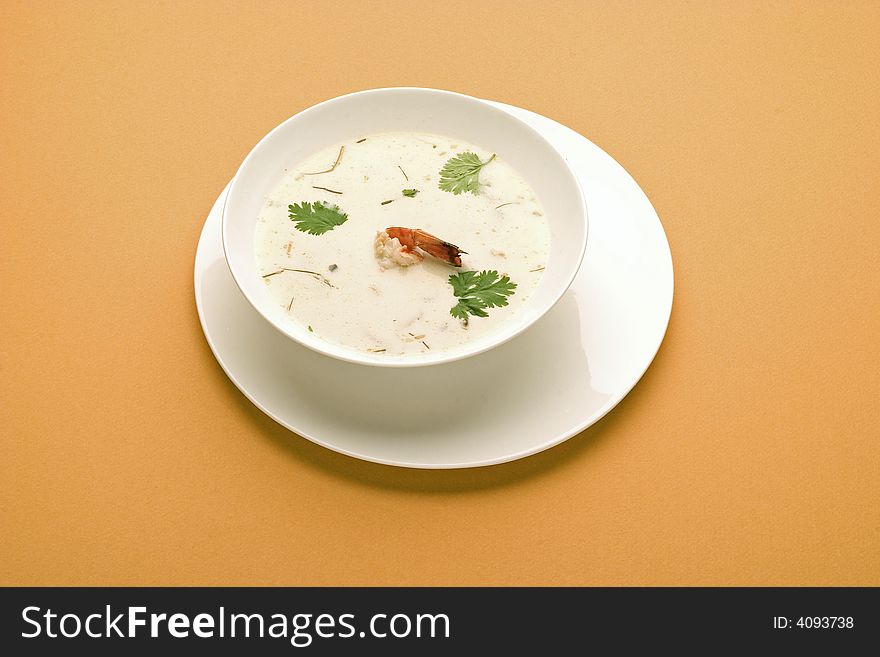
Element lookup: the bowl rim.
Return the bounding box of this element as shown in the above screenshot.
[222,86,588,368]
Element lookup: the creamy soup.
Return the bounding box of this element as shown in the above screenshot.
[254,132,551,355]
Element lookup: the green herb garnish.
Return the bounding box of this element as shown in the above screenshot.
[402,189,419,197]
[288,201,348,235]
[448,270,516,321]
[438,152,496,195]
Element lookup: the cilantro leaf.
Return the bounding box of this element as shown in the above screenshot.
[288,201,348,235]
[448,270,516,321]
[402,188,419,197]
[438,152,496,195]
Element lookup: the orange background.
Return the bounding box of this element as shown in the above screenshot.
[2,1,878,586]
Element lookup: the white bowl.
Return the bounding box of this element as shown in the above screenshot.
[222,88,588,367]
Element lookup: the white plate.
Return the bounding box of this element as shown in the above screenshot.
[194,102,673,469]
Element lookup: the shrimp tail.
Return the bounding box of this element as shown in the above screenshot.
[414,235,464,267]
[386,227,464,267]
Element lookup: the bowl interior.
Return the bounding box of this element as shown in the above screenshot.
[223,88,587,366]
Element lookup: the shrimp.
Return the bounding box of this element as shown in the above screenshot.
[385,227,465,267]
[374,231,423,269]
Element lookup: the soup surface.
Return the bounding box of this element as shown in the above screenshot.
[254,132,551,355]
